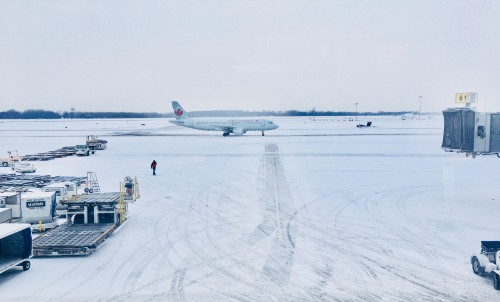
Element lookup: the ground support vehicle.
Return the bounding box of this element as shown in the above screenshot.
[0,223,32,274]
[86,135,107,150]
[471,241,500,289]
[0,150,21,167]
[75,145,90,156]
[356,121,372,128]
[11,162,37,173]
[32,223,116,256]
[32,192,126,256]
[122,176,140,202]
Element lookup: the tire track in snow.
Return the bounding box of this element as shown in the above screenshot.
[170,265,187,302]
[248,144,297,296]
[124,184,257,300]
[103,197,176,300]
[43,225,126,301]
[281,183,446,300]
[139,172,261,300]
[329,185,456,300]
[177,181,256,300]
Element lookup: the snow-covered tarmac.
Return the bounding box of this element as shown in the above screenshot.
[1,116,499,301]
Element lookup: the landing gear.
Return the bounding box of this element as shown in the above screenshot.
[262,131,265,136]
[223,132,229,137]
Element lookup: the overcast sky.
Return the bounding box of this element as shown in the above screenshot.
[1,0,499,113]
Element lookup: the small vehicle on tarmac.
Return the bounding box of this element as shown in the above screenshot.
[0,150,22,167]
[75,145,90,156]
[11,162,37,173]
[86,135,107,150]
[471,241,500,289]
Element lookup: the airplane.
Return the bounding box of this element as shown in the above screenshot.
[400,113,418,120]
[169,101,279,136]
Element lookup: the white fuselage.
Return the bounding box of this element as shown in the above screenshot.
[169,118,278,134]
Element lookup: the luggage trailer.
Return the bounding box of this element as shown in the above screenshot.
[32,223,116,257]
[0,223,32,274]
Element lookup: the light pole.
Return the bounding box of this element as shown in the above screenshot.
[355,102,359,121]
[418,96,422,120]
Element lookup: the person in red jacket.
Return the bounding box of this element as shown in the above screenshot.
[151,160,157,175]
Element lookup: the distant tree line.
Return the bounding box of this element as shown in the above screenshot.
[187,110,418,117]
[0,109,168,119]
[0,109,61,119]
[274,110,415,117]
[0,109,418,119]
[60,111,166,119]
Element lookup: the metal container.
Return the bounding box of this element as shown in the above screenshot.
[0,208,12,223]
[20,191,56,224]
[0,192,21,219]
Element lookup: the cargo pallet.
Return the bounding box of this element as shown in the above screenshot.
[32,223,117,257]
[0,174,86,189]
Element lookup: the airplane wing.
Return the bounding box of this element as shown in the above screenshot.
[214,126,233,132]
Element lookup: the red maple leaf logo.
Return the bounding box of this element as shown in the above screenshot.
[175,109,183,116]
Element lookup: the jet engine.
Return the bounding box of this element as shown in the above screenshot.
[232,128,246,136]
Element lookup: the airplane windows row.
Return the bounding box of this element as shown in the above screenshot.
[230,120,260,124]
[195,120,266,125]
[196,121,230,125]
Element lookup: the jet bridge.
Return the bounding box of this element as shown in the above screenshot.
[442,108,500,158]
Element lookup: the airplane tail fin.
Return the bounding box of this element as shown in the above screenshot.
[171,101,191,119]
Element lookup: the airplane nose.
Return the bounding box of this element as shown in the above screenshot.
[274,124,279,129]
